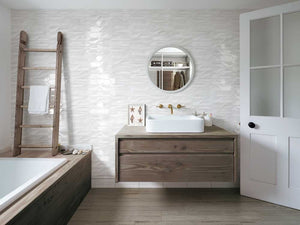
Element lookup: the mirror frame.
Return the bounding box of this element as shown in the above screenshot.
[147,46,195,93]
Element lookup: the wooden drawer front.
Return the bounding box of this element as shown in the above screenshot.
[119,154,233,182]
[119,139,234,154]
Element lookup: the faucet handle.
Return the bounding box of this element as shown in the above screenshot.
[156,104,164,108]
[177,104,184,109]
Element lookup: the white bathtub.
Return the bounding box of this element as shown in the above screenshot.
[0,158,67,212]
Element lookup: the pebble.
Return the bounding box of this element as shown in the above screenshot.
[72,149,79,155]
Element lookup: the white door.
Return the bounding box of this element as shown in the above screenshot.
[240,1,300,209]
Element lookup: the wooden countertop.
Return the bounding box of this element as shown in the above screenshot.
[116,125,237,139]
[0,150,91,224]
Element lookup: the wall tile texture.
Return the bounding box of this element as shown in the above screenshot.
[11,10,241,187]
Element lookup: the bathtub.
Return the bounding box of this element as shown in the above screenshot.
[0,158,67,212]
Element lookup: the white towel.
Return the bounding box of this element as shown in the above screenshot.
[28,86,49,115]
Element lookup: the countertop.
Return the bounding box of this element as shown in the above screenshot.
[116,125,238,139]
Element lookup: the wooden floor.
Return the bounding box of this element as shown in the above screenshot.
[69,188,300,225]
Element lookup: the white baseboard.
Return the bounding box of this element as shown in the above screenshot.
[91,178,240,188]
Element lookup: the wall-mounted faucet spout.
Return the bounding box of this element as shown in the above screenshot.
[168,104,173,115]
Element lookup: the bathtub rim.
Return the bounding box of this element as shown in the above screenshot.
[0,151,91,225]
[0,157,68,213]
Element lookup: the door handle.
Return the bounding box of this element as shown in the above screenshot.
[248,122,255,128]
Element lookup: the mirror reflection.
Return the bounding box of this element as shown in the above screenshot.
[148,47,194,92]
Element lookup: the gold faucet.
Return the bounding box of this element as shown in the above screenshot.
[168,104,173,115]
[177,104,183,109]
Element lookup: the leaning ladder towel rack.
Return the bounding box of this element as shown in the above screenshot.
[13,31,63,157]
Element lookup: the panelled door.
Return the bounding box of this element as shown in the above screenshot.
[240,1,300,209]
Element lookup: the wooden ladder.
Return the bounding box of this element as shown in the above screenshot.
[13,31,63,157]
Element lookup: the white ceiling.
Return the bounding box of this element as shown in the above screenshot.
[0,0,298,10]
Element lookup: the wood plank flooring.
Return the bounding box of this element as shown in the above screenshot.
[69,188,300,225]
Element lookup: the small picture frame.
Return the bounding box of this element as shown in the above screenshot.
[128,104,146,126]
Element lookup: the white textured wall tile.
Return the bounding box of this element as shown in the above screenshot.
[0,5,11,153]
[11,10,241,188]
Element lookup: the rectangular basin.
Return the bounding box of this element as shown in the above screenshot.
[146,114,204,133]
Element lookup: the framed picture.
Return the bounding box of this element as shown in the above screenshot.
[128,104,146,126]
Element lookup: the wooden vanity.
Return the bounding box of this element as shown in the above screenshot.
[115,125,238,182]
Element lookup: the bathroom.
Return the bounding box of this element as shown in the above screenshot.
[1,0,300,224]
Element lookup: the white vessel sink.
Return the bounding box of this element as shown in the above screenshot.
[146,115,204,133]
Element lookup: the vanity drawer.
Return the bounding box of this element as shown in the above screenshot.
[119,154,233,182]
[119,138,234,154]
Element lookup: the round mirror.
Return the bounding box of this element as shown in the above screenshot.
[148,47,194,92]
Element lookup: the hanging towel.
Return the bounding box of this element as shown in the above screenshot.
[180,71,186,85]
[173,72,183,90]
[173,71,187,90]
[28,86,49,115]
